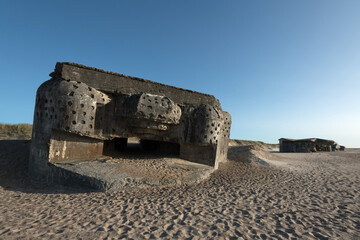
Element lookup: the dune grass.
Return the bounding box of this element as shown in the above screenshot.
[230,139,278,150]
[0,123,32,140]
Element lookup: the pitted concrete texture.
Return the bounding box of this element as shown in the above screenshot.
[29,62,232,190]
[116,93,182,124]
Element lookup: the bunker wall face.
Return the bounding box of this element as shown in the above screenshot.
[29,62,232,184]
[279,140,333,153]
[49,130,104,163]
[55,63,221,108]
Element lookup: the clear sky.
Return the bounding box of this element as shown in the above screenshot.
[1,1,359,147]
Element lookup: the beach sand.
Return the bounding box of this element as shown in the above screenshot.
[0,140,359,239]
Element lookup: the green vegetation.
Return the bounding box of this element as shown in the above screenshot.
[0,123,32,140]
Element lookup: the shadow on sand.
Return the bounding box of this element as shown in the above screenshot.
[0,140,93,194]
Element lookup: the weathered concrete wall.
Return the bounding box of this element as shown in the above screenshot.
[29,62,232,184]
[279,138,334,153]
[179,144,217,166]
[49,130,103,163]
[280,141,315,153]
[53,62,221,109]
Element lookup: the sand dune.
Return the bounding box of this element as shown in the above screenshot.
[0,140,359,239]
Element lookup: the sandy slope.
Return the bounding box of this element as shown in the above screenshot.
[0,141,359,239]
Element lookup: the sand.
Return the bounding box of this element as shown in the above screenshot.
[0,140,359,239]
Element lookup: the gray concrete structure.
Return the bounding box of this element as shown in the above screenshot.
[29,62,231,187]
[279,138,336,153]
[331,143,346,151]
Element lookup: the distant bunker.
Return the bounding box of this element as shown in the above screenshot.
[279,138,345,153]
[29,62,231,191]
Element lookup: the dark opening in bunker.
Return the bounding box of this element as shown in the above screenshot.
[103,137,180,158]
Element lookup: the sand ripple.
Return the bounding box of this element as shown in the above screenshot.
[0,141,359,239]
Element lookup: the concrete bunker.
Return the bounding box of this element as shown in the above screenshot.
[279,138,344,153]
[29,62,231,188]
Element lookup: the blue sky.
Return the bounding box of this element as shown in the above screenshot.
[1,1,359,147]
